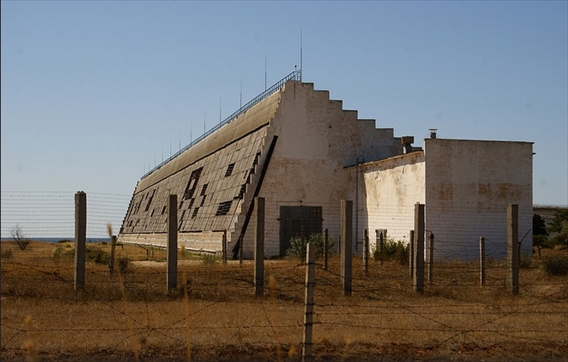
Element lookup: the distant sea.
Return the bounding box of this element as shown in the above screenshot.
[1,237,111,243]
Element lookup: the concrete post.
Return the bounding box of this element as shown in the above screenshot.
[507,204,519,295]
[428,233,434,285]
[340,200,353,296]
[413,203,425,293]
[479,237,486,287]
[222,230,227,265]
[409,230,415,277]
[254,197,265,297]
[239,234,244,266]
[74,191,86,291]
[323,228,329,271]
[109,235,117,274]
[302,242,316,362]
[378,229,385,265]
[375,229,379,250]
[167,194,178,291]
[363,229,369,276]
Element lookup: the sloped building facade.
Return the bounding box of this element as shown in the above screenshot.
[119,76,533,260]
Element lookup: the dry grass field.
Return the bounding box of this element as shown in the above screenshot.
[1,241,567,361]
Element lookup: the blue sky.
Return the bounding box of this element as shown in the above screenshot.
[2,1,567,208]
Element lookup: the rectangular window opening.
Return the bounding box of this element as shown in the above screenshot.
[184,167,203,200]
[225,163,235,177]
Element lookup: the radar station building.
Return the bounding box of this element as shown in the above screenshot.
[119,73,533,261]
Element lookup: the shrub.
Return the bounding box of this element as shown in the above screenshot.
[1,248,13,260]
[85,247,110,265]
[519,252,533,269]
[57,239,72,244]
[118,257,130,274]
[286,233,336,259]
[542,255,568,276]
[10,225,30,251]
[374,239,409,264]
[52,246,66,261]
[201,253,218,265]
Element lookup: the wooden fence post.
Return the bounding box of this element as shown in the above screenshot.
[74,191,86,291]
[167,194,178,291]
[413,203,425,294]
[340,200,353,296]
[303,241,316,362]
[254,197,265,297]
[479,236,486,286]
[507,204,519,295]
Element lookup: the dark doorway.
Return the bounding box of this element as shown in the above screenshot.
[279,206,322,256]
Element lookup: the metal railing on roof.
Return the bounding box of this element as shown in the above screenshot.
[141,70,301,180]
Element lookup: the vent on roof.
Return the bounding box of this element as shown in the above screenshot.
[216,200,233,216]
[429,128,437,139]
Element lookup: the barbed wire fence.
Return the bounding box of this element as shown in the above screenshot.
[1,191,131,239]
[1,194,567,360]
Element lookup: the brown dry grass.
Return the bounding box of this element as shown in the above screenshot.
[1,241,567,361]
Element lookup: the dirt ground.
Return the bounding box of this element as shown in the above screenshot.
[1,241,567,361]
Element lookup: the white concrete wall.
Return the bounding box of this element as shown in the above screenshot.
[242,81,398,258]
[424,139,533,261]
[351,152,426,248]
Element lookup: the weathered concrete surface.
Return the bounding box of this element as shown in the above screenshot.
[119,80,533,261]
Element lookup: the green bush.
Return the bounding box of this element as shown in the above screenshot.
[374,239,409,265]
[57,239,72,244]
[542,255,568,276]
[286,233,336,259]
[201,253,218,265]
[85,246,110,265]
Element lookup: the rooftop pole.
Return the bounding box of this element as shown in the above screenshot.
[300,29,303,81]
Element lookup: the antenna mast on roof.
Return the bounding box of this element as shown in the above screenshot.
[300,29,303,81]
[264,57,267,90]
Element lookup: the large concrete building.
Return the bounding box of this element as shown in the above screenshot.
[119,73,533,260]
